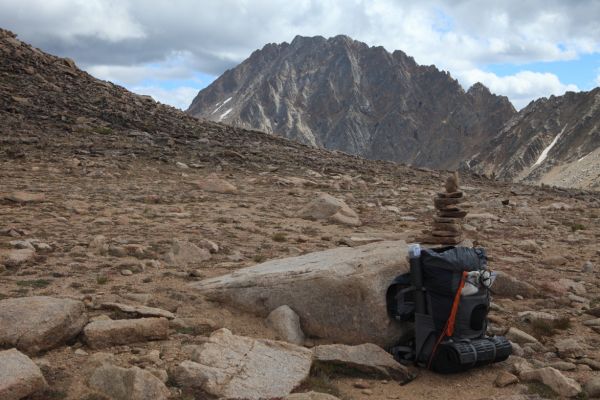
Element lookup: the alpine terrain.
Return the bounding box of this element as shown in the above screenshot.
[1,28,600,400]
[467,88,600,190]
[187,35,516,170]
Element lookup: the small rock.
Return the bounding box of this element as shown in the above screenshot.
[519,240,540,253]
[313,343,414,383]
[518,311,556,323]
[83,318,169,348]
[170,328,312,400]
[3,191,45,203]
[0,248,35,268]
[88,363,169,400]
[267,305,305,345]
[520,367,581,397]
[0,348,47,400]
[193,174,238,194]
[298,193,361,226]
[550,361,577,371]
[583,318,600,327]
[582,261,594,273]
[89,235,109,255]
[120,269,133,276]
[492,272,538,298]
[495,371,519,387]
[99,302,175,319]
[543,255,568,267]
[353,380,371,389]
[285,392,340,400]
[555,338,586,359]
[199,239,219,253]
[506,327,540,345]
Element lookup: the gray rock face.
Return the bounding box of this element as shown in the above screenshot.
[187,35,515,170]
[171,328,312,400]
[313,343,414,383]
[191,241,410,347]
[0,296,87,354]
[88,363,170,400]
[83,318,169,348]
[468,88,600,190]
[0,348,47,400]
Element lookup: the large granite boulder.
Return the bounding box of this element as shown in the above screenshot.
[191,241,409,347]
[171,328,312,399]
[0,296,88,354]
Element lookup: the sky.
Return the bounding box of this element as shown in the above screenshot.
[1,0,599,110]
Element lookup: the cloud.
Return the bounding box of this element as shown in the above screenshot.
[0,0,598,108]
[459,69,579,109]
[130,85,199,110]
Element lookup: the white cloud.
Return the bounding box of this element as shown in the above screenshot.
[1,0,598,108]
[5,0,145,42]
[130,86,199,110]
[458,70,579,109]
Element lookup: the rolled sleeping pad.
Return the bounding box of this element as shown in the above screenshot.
[430,336,512,374]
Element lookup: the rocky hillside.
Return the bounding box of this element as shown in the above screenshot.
[1,28,600,400]
[187,35,515,170]
[467,88,600,190]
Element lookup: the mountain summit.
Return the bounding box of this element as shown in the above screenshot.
[187,35,516,169]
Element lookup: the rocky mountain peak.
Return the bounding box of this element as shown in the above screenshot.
[187,35,516,170]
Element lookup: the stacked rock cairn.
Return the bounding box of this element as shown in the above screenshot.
[425,172,468,245]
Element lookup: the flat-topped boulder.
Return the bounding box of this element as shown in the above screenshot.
[0,296,87,354]
[191,241,410,347]
[83,318,169,348]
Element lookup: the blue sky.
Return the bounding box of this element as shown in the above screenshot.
[1,0,599,110]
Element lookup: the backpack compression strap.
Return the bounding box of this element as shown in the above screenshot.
[427,270,468,369]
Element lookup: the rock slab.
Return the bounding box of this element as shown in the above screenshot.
[313,343,414,383]
[171,328,312,400]
[0,296,87,354]
[520,367,581,397]
[191,241,410,347]
[83,317,169,348]
[298,193,361,226]
[88,363,169,400]
[0,349,47,400]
